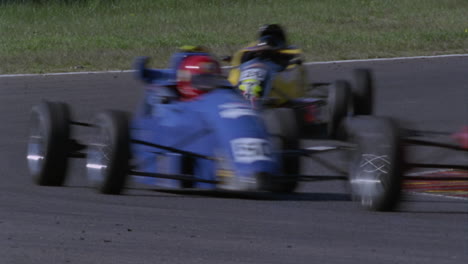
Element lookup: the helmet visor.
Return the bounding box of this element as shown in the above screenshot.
[191,73,227,91]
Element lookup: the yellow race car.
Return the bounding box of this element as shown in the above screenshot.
[224,24,374,139]
[226,24,307,105]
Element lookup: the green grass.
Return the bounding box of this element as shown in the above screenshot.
[0,0,467,74]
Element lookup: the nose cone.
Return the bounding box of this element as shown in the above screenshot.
[217,171,270,192]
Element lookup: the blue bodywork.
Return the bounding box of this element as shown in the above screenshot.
[129,51,281,190]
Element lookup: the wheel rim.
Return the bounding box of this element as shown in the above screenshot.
[351,153,390,207]
[27,113,46,177]
[86,128,112,187]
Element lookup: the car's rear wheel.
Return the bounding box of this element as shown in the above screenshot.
[27,101,71,186]
[328,80,351,138]
[87,110,130,194]
[262,108,300,193]
[344,116,402,211]
[352,68,373,115]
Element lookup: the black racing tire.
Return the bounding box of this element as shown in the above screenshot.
[352,68,373,115]
[181,155,195,188]
[328,80,351,138]
[262,108,300,193]
[27,101,71,186]
[344,116,403,211]
[86,110,130,195]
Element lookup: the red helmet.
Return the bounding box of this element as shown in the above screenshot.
[176,55,223,100]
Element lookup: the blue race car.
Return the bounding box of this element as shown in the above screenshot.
[27,46,403,211]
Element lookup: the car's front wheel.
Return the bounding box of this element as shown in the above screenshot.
[345,116,403,211]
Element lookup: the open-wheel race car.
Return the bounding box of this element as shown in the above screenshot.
[223,24,374,140]
[26,47,403,211]
[224,23,468,195]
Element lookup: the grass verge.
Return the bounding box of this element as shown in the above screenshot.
[0,0,467,74]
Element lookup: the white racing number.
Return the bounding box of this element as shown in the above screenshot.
[240,68,267,82]
[231,138,272,163]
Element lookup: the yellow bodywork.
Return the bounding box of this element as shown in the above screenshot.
[227,44,307,105]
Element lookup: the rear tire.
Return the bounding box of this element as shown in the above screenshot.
[87,110,130,194]
[344,116,402,211]
[27,101,71,186]
[262,108,300,193]
[328,80,351,138]
[352,68,373,115]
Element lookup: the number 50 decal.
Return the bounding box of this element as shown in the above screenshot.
[230,138,272,163]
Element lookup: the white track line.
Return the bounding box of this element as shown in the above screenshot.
[0,70,134,78]
[1,53,467,78]
[304,53,468,65]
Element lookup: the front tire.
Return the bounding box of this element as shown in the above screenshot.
[345,116,402,211]
[87,110,130,194]
[27,101,71,186]
[262,108,300,193]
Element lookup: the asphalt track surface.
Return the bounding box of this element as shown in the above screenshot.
[0,56,467,264]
